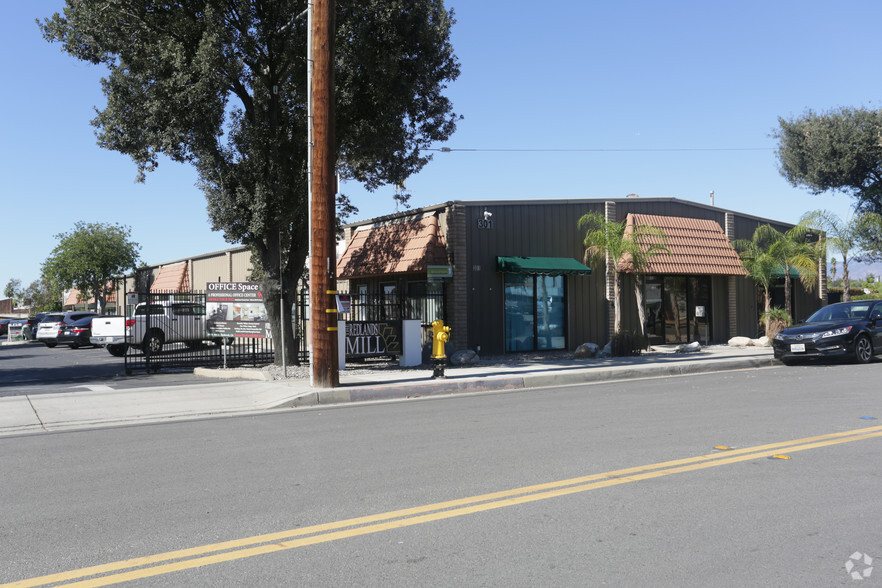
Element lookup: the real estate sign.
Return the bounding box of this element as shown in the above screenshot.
[205,282,270,338]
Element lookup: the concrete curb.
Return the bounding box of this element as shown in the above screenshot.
[270,355,779,409]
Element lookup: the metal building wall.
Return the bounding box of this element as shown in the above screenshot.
[461,200,605,355]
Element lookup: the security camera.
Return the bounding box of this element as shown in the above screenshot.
[483,210,493,220]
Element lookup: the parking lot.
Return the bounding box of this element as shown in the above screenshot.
[0,341,225,396]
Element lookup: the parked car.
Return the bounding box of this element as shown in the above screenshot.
[36,311,99,348]
[773,300,882,365]
[0,319,12,337]
[56,316,100,349]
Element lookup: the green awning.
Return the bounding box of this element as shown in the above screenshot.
[772,265,801,278]
[497,256,592,276]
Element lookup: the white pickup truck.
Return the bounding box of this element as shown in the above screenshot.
[90,316,128,356]
[92,300,216,356]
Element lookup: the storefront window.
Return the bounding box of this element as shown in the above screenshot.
[505,274,566,352]
[644,275,711,344]
[536,276,565,350]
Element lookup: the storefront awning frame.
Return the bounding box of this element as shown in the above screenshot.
[497,256,592,276]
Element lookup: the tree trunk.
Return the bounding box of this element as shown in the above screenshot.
[258,235,308,367]
[633,273,648,348]
[763,285,772,335]
[783,268,792,317]
[613,271,622,334]
[842,257,851,302]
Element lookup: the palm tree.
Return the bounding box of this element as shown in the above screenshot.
[752,224,819,318]
[579,212,669,337]
[800,209,882,302]
[733,237,778,334]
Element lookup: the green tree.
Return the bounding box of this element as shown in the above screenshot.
[578,212,669,338]
[745,224,819,319]
[23,278,65,313]
[800,209,882,302]
[773,107,882,216]
[42,222,141,313]
[733,236,779,335]
[4,278,22,305]
[40,1,461,365]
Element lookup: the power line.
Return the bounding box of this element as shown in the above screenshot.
[429,147,773,153]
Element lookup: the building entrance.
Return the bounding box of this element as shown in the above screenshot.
[644,275,711,345]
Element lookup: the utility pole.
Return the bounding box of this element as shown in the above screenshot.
[310,0,339,387]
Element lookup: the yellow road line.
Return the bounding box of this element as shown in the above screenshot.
[6,425,882,588]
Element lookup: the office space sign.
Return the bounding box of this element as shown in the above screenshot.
[345,321,402,357]
[206,282,270,338]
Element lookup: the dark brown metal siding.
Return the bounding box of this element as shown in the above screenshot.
[463,202,605,354]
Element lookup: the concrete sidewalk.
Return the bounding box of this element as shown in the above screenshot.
[0,345,778,436]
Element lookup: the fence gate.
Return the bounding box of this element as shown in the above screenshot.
[124,291,276,374]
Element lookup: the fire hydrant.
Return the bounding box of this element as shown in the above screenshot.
[429,319,451,379]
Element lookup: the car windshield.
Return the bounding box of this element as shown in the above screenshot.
[806,303,872,323]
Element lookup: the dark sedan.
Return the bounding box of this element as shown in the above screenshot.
[773,300,882,365]
[56,316,99,349]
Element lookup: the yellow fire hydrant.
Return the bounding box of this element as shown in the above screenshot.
[429,319,451,378]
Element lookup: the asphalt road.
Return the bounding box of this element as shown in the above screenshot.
[0,342,231,396]
[2,363,881,586]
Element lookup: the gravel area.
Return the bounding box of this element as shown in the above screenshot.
[255,350,577,381]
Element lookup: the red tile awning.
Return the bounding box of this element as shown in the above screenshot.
[619,214,747,276]
[63,286,117,306]
[337,216,448,279]
[150,262,190,292]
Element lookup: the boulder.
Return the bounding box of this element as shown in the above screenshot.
[728,336,753,347]
[574,342,600,359]
[676,341,702,353]
[752,336,771,347]
[450,349,480,366]
[598,341,612,358]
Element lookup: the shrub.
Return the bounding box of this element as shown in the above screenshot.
[610,331,645,356]
[760,307,792,339]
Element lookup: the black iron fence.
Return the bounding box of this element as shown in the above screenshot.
[122,287,445,374]
[123,291,275,374]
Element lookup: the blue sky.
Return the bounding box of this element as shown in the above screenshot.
[3,0,880,291]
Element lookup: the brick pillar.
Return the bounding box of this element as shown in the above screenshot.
[604,201,617,339]
[448,204,468,349]
[725,212,737,339]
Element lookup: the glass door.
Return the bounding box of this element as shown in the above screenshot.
[504,274,535,351]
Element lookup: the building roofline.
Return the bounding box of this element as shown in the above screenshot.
[342,197,797,229]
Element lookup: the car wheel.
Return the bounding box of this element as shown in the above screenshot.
[107,344,128,357]
[854,335,873,364]
[45,341,57,348]
[69,343,79,350]
[143,332,164,355]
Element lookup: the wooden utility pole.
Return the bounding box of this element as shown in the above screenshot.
[310,0,339,387]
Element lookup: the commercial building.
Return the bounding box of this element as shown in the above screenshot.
[336,198,825,355]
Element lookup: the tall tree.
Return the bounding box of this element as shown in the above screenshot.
[24,277,65,313]
[4,279,23,305]
[774,107,882,216]
[578,212,668,337]
[742,224,818,319]
[40,1,461,365]
[42,222,141,313]
[733,236,779,334]
[800,209,882,302]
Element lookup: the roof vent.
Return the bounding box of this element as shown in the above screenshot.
[626,193,639,198]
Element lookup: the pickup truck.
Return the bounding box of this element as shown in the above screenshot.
[128,300,215,354]
[90,316,128,356]
[92,300,217,356]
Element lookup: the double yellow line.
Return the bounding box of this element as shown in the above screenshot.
[7,424,882,587]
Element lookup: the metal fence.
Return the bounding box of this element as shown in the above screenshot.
[124,291,275,374]
[122,287,445,374]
